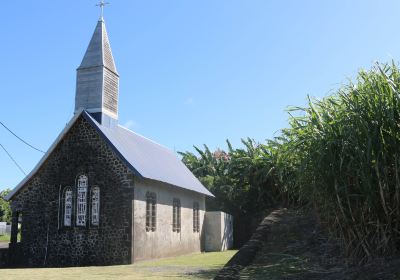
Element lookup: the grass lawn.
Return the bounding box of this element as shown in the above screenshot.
[0,250,237,280]
[0,233,20,243]
[0,235,10,242]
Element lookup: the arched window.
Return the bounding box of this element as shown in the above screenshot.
[76,175,88,226]
[146,192,157,232]
[64,187,73,227]
[91,187,100,226]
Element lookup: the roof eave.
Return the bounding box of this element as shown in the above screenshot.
[6,110,214,200]
[84,112,214,197]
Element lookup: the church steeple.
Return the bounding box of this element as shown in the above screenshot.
[75,18,119,127]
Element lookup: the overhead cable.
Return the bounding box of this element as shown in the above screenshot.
[0,143,27,175]
[0,121,45,153]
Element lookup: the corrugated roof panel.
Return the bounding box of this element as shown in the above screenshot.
[6,110,213,200]
[84,112,213,196]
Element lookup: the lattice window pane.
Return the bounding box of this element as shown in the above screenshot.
[146,197,151,232]
[64,188,73,227]
[177,200,181,233]
[151,197,156,232]
[91,187,100,226]
[172,199,181,232]
[172,201,177,232]
[76,175,88,226]
[196,208,200,232]
[193,202,200,232]
[193,207,196,232]
[146,192,157,232]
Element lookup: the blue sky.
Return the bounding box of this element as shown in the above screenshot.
[1,0,400,190]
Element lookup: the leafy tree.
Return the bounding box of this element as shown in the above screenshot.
[181,62,400,261]
[180,139,283,246]
[0,189,11,223]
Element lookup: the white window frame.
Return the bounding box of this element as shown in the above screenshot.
[76,175,88,227]
[91,187,100,226]
[64,187,73,227]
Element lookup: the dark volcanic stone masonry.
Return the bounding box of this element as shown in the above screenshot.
[11,116,134,267]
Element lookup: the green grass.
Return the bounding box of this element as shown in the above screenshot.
[0,234,10,242]
[239,254,311,279]
[0,233,21,243]
[0,250,237,280]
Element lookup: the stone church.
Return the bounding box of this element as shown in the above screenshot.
[5,16,232,267]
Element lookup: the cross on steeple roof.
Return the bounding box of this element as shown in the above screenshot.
[96,0,109,19]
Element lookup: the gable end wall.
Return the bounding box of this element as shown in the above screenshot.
[11,116,134,267]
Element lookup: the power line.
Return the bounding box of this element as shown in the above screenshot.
[0,143,27,175]
[0,121,45,153]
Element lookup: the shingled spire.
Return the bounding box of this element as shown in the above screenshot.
[75,18,119,127]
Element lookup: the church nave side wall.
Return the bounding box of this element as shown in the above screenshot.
[133,177,205,261]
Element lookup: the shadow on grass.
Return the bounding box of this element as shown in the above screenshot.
[239,254,311,280]
[181,268,221,279]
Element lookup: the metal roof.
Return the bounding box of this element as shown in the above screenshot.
[78,18,117,74]
[85,112,213,196]
[75,18,119,119]
[6,110,213,200]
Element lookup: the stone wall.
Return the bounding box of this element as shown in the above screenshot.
[133,177,206,261]
[0,248,8,267]
[11,116,134,267]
